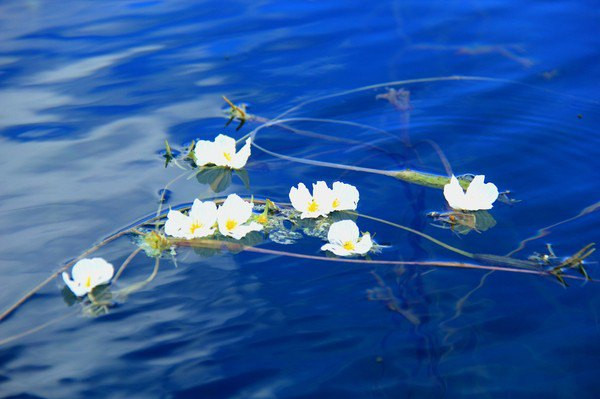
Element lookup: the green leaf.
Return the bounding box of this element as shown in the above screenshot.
[185,140,196,160]
[328,210,358,223]
[91,284,113,304]
[234,169,251,190]
[164,139,174,168]
[223,231,264,254]
[195,167,232,193]
[61,285,78,306]
[473,210,497,232]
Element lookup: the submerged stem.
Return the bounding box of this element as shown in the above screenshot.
[272,75,599,121]
[113,247,143,283]
[0,230,129,323]
[174,239,588,282]
[249,117,471,190]
[354,212,474,258]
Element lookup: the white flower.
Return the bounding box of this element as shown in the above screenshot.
[330,181,359,211]
[443,175,499,211]
[289,181,334,218]
[217,194,263,239]
[62,258,114,297]
[194,134,251,169]
[321,220,373,257]
[164,199,217,239]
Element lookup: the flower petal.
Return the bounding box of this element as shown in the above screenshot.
[229,221,264,240]
[353,233,373,254]
[332,181,359,210]
[327,220,359,246]
[70,258,114,291]
[62,272,87,297]
[465,175,498,210]
[443,175,468,210]
[190,199,218,228]
[208,134,237,167]
[230,137,251,169]
[164,209,190,237]
[214,134,237,153]
[217,194,254,234]
[321,243,352,257]
[289,183,312,212]
[193,140,216,166]
[312,181,334,216]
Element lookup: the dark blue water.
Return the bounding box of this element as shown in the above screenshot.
[1,1,599,397]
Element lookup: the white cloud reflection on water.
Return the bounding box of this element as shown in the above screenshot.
[0,92,225,303]
[30,45,163,85]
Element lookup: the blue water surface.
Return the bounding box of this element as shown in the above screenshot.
[0,1,599,398]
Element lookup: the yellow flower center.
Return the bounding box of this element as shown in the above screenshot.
[332,198,340,209]
[225,219,237,231]
[307,200,319,213]
[85,276,92,288]
[189,221,203,234]
[223,152,232,161]
[343,241,355,251]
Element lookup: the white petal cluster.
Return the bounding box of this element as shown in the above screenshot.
[194,134,251,169]
[289,181,359,219]
[165,199,217,239]
[321,220,372,257]
[216,194,263,240]
[443,175,499,211]
[62,258,114,297]
[164,195,262,240]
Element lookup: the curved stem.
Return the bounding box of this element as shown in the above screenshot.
[249,117,470,190]
[0,311,77,347]
[507,200,600,257]
[354,212,475,258]
[0,230,130,323]
[272,75,599,121]
[174,240,588,282]
[117,258,161,297]
[155,170,189,230]
[113,247,143,283]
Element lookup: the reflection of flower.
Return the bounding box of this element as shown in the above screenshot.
[165,199,217,239]
[62,258,114,297]
[217,194,263,239]
[194,134,251,169]
[443,175,499,211]
[321,220,372,256]
[330,182,359,211]
[289,181,359,218]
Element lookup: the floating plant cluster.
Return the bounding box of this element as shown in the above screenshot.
[58,127,506,306]
[0,78,596,342]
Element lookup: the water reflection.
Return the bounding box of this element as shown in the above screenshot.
[0,0,599,397]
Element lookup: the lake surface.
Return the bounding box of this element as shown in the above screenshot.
[0,1,599,398]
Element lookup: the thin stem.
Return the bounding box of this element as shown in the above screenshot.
[272,75,599,121]
[0,311,77,347]
[247,117,465,190]
[507,200,600,257]
[354,212,475,259]
[155,170,189,230]
[113,247,143,283]
[0,230,130,322]
[117,258,161,297]
[174,240,588,282]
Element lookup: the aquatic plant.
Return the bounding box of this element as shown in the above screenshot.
[62,258,114,297]
[321,220,373,256]
[194,134,252,170]
[443,175,499,211]
[0,75,597,346]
